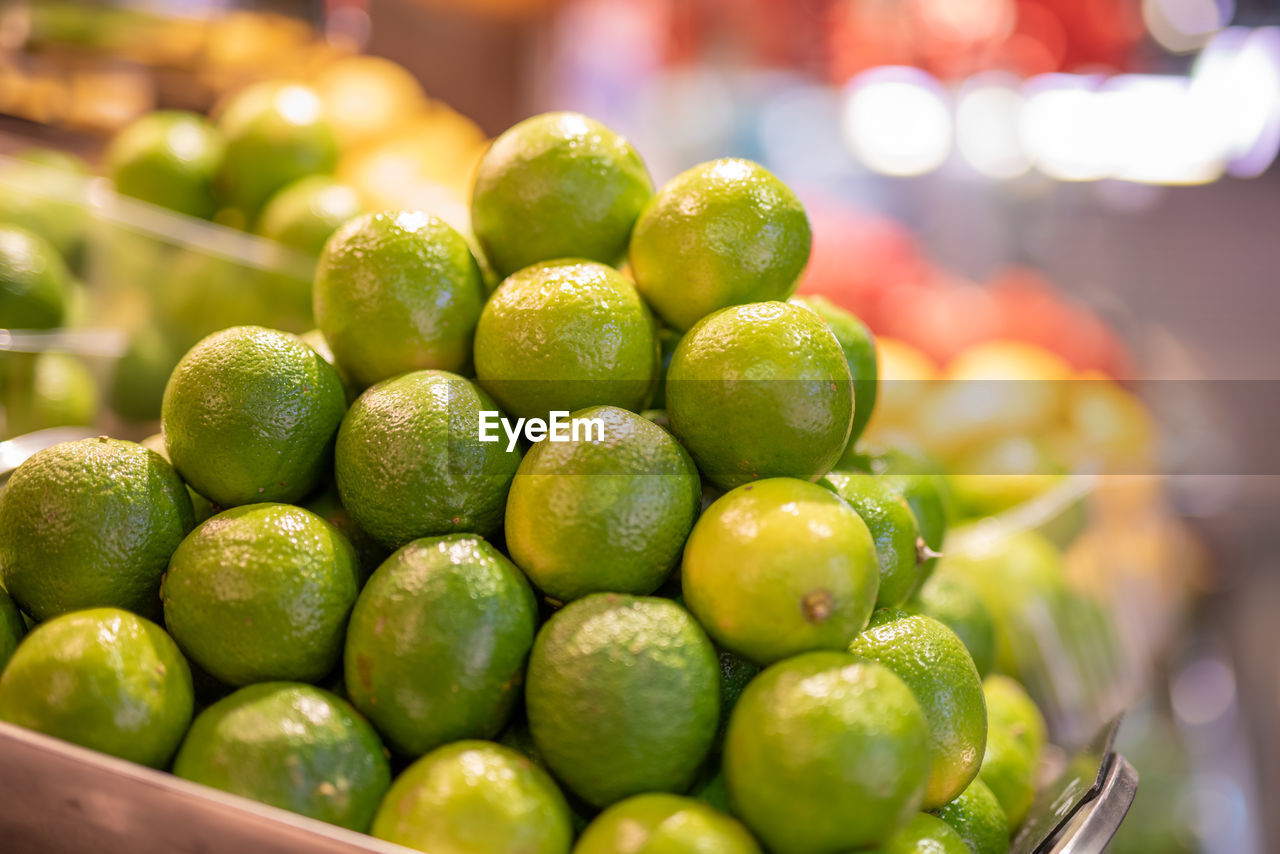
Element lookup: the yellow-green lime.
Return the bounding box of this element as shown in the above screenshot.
[313,210,486,388]
[153,251,279,352]
[299,328,359,403]
[371,740,572,854]
[666,302,852,489]
[344,535,538,757]
[473,260,658,420]
[173,682,391,831]
[983,675,1047,762]
[505,405,700,602]
[162,503,359,686]
[630,158,810,331]
[682,478,879,666]
[0,589,26,673]
[302,483,388,583]
[574,794,761,854]
[139,433,217,524]
[257,175,361,256]
[724,652,930,853]
[525,594,719,807]
[910,572,998,678]
[848,445,951,584]
[0,148,90,262]
[978,728,1036,829]
[849,609,987,810]
[862,813,970,854]
[106,110,224,219]
[471,111,653,278]
[0,608,192,767]
[820,472,922,608]
[792,295,878,454]
[0,224,71,329]
[334,370,522,549]
[216,82,338,220]
[0,437,194,621]
[932,778,1010,854]
[161,325,347,507]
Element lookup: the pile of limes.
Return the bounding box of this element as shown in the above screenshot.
[0,111,1054,854]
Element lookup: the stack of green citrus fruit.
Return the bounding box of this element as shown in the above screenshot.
[0,110,1061,854]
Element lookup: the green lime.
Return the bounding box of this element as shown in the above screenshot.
[682,478,878,666]
[334,370,522,549]
[850,610,987,810]
[977,728,1036,830]
[724,652,930,853]
[0,608,192,767]
[630,158,810,331]
[910,573,997,678]
[173,682,390,831]
[526,594,719,807]
[863,813,970,854]
[0,224,70,329]
[849,445,951,585]
[820,472,922,608]
[299,328,358,403]
[0,588,26,674]
[313,210,486,388]
[110,327,180,422]
[139,433,217,524]
[666,302,852,489]
[216,82,338,220]
[344,535,537,757]
[792,296,877,454]
[371,740,573,854]
[471,111,653,278]
[162,503,359,686]
[0,148,90,263]
[301,483,388,583]
[3,352,98,436]
[473,260,658,420]
[575,794,761,854]
[257,176,361,256]
[932,778,1010,854]
[106,110,224,219]
[161,325,347,507]
[0,437,193,621]
[983,675,1047,762]
[505,405,700,602]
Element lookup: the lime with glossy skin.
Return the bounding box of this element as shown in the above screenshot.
[162,503,360,686]
[863,813,970,854]
[107,110,224,219]
[161,326,347,508]
[471,111,653,278]
[344,535,538,757]
[257,176,361,256]
[216,82,338,220]
[0,437,194,621]
[505,405,701,602]
[139,433,217,525]
[983,675,1047,762]
[371,740,573,854]
[666,302,853,489]
[0,608,192,767]
[473,260,658,420]
[848,445,951,585]
[0,224,70,329]
[820,472,922,609]
[526,594,719,807]
[724,652,930,853]
[313,210,485,389]
[575,794,761,854]
[630,158,811,331]
[792,295,878,455]
[850,609,987,810]
[909,573,997,678]
[682,478,879,666]
[932,778,1010,854]
[977,727,1036,829]
[335,370,522,549]
[173,682,391,831]
[0,589,26,674]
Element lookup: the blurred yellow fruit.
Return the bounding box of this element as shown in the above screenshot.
[314,56,427,150]
[1058,376,1156,473]
[865,336,938,439]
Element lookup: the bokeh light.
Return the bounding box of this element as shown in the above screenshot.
[841,67,952,177]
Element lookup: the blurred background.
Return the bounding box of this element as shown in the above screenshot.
[1,1,1278,851]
